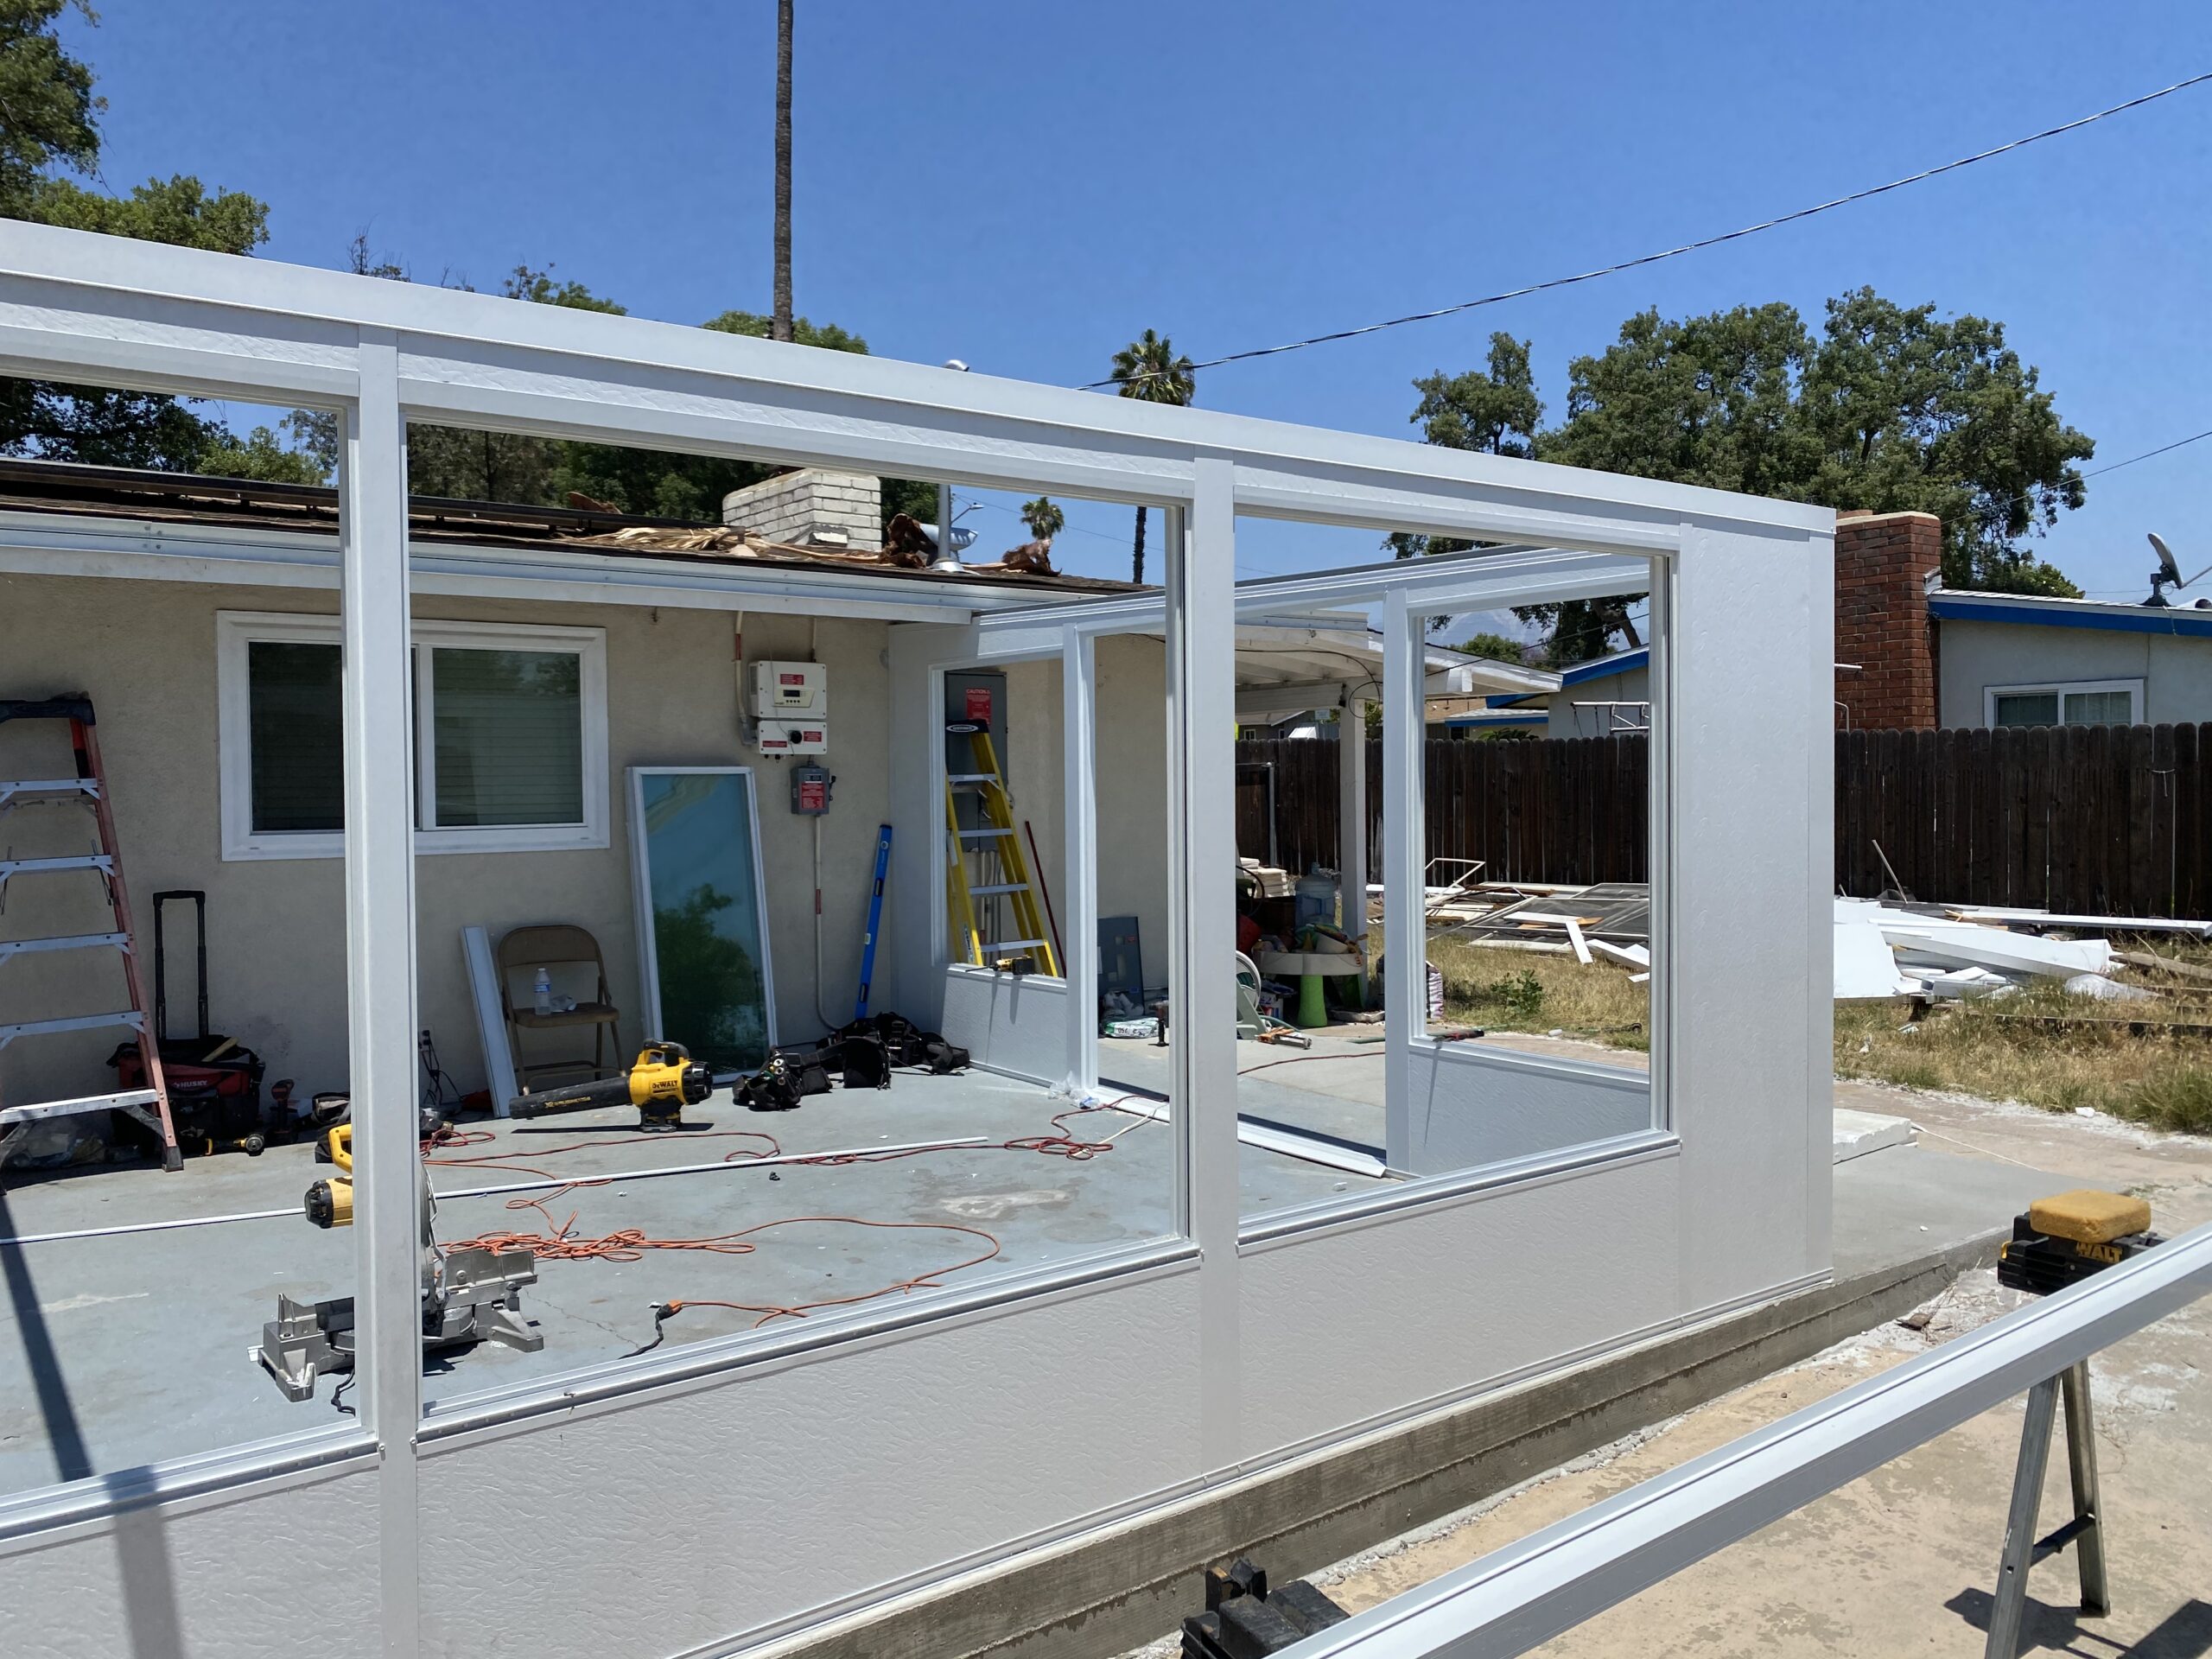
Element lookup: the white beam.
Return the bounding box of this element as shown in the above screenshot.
[0,223,1834,543]
[339,334,422,1659]
[1173,469,1243,1472]
[1380,589,1425,1171]
[1062,626,1099,1095]
[1340,695,1370,961]
[1279,1220,2212,1659]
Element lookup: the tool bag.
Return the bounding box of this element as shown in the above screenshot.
[739,1052,832,1111]
[868,1012,969,1075]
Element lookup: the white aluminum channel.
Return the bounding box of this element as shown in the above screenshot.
[339,335,424,1657]
[0,223,1831,546]
[1276,1220,2212,1659]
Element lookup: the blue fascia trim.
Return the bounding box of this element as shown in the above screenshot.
[1482,646,1647,708]
[1930,595,2212,639]
[1444,711,1548,728]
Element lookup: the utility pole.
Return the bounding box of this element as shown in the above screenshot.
[772,0,794,342]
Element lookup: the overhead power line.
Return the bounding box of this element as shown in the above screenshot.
[1087,71,2212,389]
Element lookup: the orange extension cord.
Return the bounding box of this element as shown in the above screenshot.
[416,1103,1131,1338]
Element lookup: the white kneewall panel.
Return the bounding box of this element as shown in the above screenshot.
[1401,1042,1652,1174]
[1239,1151,1682,1460]
[412,1267,1203,1657]
[1667,519,1834,1311]
[0,1462,382,1659]
[938,963,1071,1084]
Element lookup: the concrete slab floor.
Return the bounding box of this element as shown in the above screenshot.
[1118,1096,2212,1659]
[0,1065,1364,1496]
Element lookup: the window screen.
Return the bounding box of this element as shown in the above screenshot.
[247,640,344,831]
[1993,692,2059,728]
[2063,690,2133,726]
[430,647,584,827]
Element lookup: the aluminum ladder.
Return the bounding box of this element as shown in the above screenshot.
[0,696,181,1172]
[943,723,1060,977]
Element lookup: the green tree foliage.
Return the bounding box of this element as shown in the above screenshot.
[1447,630,1527,664]
[1110,329,1194,582]
[1020,496,1065,540]
[194,419,330,486]
[0,2,274,469]
[1543,289,2090,594]
[1400,289,2094,663]
[1388,333,1539,563]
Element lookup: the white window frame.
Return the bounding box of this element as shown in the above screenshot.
[217,609,609,860]
[1983,677,2144,729]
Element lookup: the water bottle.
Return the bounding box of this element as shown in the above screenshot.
[533,967,552,1017]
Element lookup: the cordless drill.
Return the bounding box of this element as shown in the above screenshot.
[507,1040,714,1129]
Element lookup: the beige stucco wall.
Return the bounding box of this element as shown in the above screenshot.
[0,572,894,1109]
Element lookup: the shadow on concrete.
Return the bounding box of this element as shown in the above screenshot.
[0,1186,91,1483]
[1948,1588,2212,1656]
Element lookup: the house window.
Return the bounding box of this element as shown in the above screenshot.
[1985,678,2144,730]
[218,612,607,860]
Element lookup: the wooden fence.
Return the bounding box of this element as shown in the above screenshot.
[1236,723,2212,918]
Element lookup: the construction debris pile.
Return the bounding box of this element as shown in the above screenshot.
[1833,899,2210,1002]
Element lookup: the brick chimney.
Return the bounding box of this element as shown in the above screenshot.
[721,468,882,552]
[1834,510,1941,730]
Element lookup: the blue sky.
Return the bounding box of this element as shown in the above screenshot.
[58,1,2212,612]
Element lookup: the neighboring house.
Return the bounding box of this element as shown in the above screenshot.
[1929,589,2212,728]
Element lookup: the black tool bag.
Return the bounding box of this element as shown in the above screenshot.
[868,1012,969,1075]
[834,1030,893,1090]
[739,1052,831,1111]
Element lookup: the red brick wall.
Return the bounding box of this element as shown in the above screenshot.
[1834,511,1941,730]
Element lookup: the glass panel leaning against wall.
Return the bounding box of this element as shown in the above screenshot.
[1236,550,1661,1221]
[0,572,359,1499]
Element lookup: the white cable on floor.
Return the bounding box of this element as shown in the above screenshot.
[0,1135,994,1248]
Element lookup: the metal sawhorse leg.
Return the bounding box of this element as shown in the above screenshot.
[1985,1360,2108,1658]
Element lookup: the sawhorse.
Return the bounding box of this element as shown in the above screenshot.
[1985,1361,2107,1658]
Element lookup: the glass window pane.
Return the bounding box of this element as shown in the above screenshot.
[247,639,344,831]
[1993,692,2058,728]
[431,647,582,827]
[631,768,773,1074]
[2063,690,2133,726]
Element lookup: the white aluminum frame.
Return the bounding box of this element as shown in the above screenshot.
[1279,1218,2212,1659]
[1982,676,2145,729]
[624,766,779,1068]
[214,609,610,859]
[0,222,1832,1659]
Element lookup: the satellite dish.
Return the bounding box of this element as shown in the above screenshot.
[2147,532,2212,607]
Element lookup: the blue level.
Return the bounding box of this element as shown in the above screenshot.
[854,823,893,1022]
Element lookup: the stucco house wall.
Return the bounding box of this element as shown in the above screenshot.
[1545,664,1650,737]
[1936,616,2212,728]
[0,571,897,1109]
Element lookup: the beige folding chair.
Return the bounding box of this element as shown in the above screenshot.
[498,924,623,1090]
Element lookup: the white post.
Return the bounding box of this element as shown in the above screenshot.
[1339,689,1369,964]
[340,332,421,1659]
[1062,624,1098,1095]
[1168,468,1241,1472]
[1381,589,1424,1172]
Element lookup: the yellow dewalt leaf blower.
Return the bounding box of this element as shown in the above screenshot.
[506,1039,713,1130]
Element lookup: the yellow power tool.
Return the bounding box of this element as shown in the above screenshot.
[303,1122,355,1229]
[507,1039,713,1129]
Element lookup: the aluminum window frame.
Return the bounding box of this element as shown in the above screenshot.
[0,223,1831,1649]
[1982,676,2145,729]
[214,608,608,859]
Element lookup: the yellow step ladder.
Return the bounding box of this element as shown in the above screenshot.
[944,725,1059,976]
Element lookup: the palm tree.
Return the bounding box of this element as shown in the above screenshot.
[1109,329,1194,582]
[772,0,795,342]
[1019,496,1065,541]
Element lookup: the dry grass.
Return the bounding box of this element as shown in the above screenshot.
[1425,934,1649,1051]
[1414,928,2212,1137]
